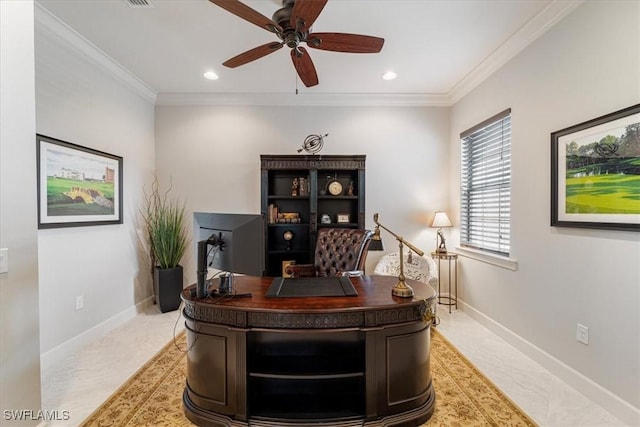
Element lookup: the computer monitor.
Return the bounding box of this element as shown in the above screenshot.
[193,212,263,278]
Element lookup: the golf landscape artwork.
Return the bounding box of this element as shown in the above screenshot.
[552,104,640,231]
[37,135,122,228]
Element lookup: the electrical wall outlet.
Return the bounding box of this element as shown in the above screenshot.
[0,248,8,274]
[76,296,84,311]
[577,323,589,345]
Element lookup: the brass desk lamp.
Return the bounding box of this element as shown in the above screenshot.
[373,213,425,298]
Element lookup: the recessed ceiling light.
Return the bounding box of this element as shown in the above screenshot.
[382,71,397,81]
[204,71,219,80]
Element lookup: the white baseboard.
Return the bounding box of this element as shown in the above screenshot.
[40,297,154,371]
[459,299,640,426]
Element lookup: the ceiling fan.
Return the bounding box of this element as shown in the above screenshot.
[209,0,385,87]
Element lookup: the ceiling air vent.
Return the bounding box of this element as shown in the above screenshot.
[125,0,155,8]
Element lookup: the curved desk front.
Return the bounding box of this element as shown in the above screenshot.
[181,275,437,427]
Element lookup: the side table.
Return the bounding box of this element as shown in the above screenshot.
[431,251,458,313]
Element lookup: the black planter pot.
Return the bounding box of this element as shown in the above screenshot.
[154,265,184,313]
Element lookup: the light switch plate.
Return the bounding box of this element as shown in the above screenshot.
[0,248,8,273]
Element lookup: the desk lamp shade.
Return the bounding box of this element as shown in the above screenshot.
[429,211,452,253]
[369,224,384,251]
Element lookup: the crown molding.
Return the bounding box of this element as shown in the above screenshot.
[448,0,584,104]
[34,0,581,108]
[155,92,451,107]
[34,2,157,104]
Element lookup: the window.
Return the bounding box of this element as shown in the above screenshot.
[460,109,511,256]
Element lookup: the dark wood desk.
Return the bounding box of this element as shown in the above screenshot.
[181,275,437,427]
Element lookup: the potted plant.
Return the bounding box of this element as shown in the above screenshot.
[142,178,189,313]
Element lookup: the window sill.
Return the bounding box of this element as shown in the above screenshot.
[454,247,518,271]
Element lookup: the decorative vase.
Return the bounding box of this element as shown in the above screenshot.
[154,265,184,313]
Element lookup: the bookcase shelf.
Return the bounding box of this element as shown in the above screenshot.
[261,155,366,277]
[247,329,366,420]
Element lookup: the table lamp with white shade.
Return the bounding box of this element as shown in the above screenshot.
[429,211,452,253]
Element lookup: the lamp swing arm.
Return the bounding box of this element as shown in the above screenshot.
[373,213,424,298]
[373,213,424,257]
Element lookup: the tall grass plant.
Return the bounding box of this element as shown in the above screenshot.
[142,178,189,269]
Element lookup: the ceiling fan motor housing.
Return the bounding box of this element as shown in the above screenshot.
[273,1,307,48]
[272,2,294,31]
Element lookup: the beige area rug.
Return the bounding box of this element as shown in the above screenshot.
[81,330,537,427]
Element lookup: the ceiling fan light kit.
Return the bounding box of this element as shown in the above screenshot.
[209,0,385,87]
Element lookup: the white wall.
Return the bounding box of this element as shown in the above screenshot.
[15,0,637,424]
[0,0,42,424]
[35,9,156,357]
[450,1,639,422]
[154,105,450,286]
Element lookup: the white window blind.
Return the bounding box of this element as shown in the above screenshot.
[460,109,511,256]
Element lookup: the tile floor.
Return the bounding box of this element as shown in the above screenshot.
[40,302,628,427]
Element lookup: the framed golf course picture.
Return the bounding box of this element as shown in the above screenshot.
[551,104,640,231]
[37,134,123,229]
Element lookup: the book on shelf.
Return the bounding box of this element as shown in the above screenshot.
[268,204,279,224]
[277,212,301,223]
[299,177,308,196]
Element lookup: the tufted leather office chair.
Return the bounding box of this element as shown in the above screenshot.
[285,228,373,278]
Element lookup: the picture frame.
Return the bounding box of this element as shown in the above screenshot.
[37,134,123,229]
[551,104,640,231]
[336,213,350,224]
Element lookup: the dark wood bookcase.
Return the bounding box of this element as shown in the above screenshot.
[260,155,366,277]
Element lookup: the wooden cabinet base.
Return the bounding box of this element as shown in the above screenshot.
[181,275,437,427]
[184,386,435,427]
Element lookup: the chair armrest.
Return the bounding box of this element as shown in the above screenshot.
[284,264,317,278]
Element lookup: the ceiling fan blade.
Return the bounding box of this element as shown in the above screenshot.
[223,42,283,68]
[290,0,328,32]
[307,33,384,53]
[209,0,282,33]
[290,47,318,88]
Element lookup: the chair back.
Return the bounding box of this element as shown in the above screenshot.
[314,228,373,277]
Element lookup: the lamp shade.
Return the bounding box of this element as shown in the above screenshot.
[369,225,384,251]
[368,238,384,251]
[429,211,452,228]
